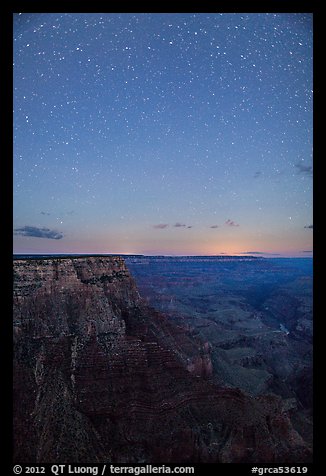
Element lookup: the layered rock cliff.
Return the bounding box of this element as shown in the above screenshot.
[13,256,312,463]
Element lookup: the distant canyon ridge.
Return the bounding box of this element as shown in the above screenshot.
[13,256,312,463]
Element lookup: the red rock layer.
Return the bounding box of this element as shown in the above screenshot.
[13,257,311,463]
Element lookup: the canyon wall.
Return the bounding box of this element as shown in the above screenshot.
[13,257,312,463]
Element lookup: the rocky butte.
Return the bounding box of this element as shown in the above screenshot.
[13,256,312,463]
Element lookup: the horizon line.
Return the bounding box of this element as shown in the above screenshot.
[13,252,313,259]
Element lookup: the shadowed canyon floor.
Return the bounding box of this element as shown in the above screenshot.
[13,256,312,463]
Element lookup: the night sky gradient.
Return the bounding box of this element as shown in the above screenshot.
[13,12,313,256]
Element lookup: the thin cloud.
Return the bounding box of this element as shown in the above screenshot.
[153,224,169,229]
[295,163,313,176]
[239,251,281,256]
[240,251,265,255]
[304,225,313,229]
[153,223,192,229]
[14,225,64,240]
[174,222,187,227]
[225,219,239,227]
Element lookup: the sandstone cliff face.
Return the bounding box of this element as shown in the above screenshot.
[13,257,311,464]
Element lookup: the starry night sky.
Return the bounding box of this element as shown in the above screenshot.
[13,12,313,256]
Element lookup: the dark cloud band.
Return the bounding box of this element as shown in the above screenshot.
[14,226,64,240]
[153,224,169,229]
[225,219,239,227]
[174,222,187,227]
[295,163,313,175]
[239,251,281,256]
